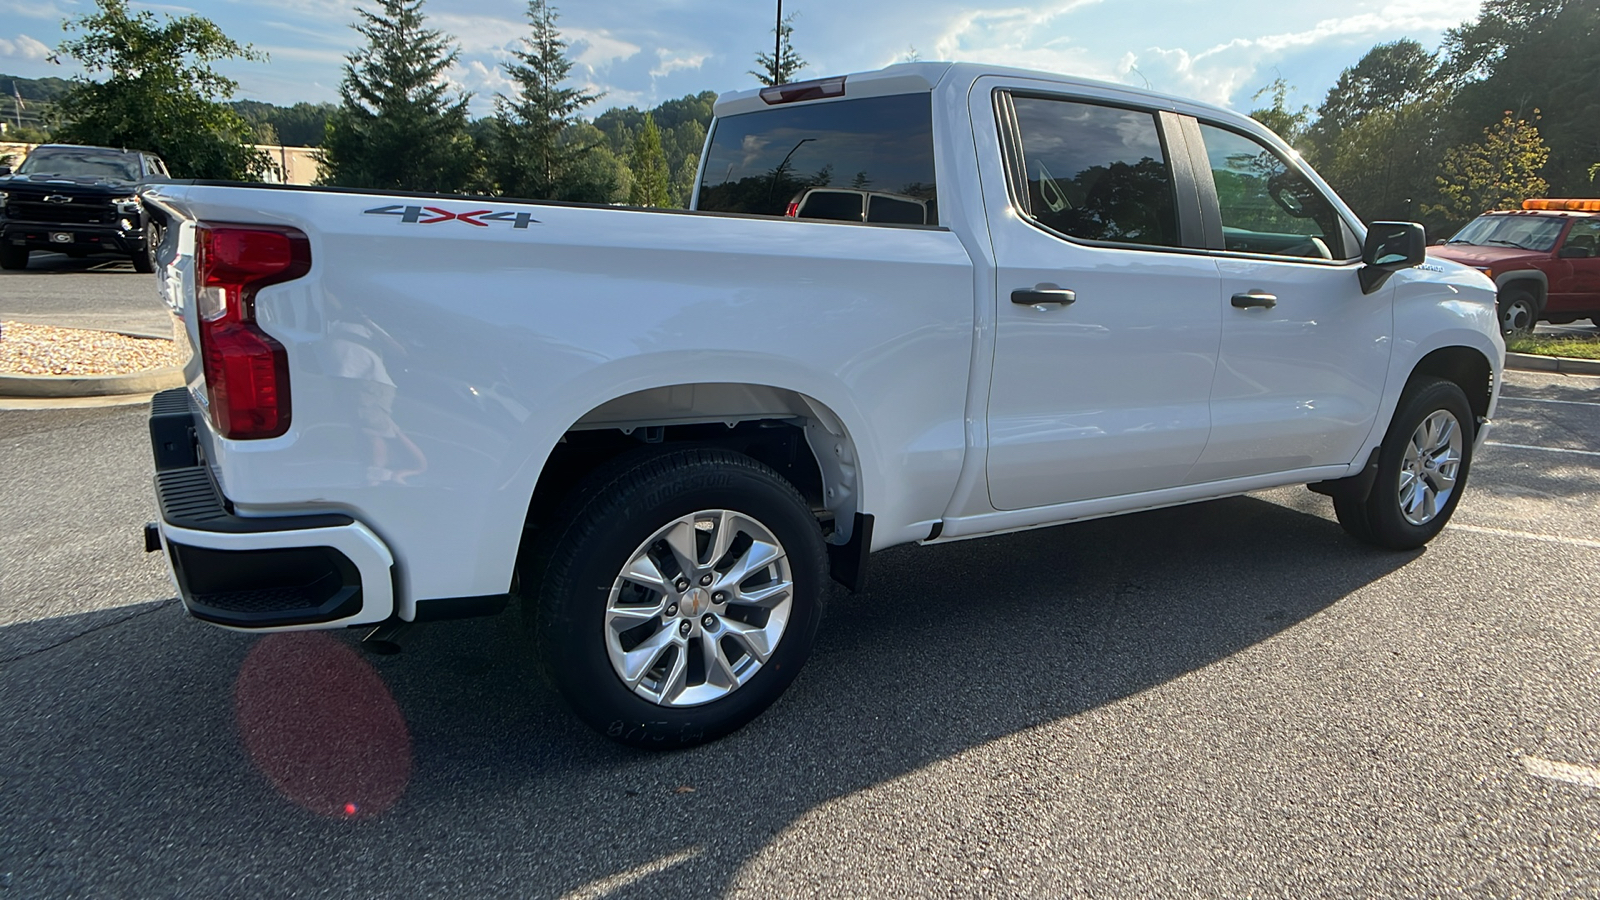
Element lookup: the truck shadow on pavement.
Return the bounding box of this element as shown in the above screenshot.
[0,493,1417,898]
[0,251,140,275]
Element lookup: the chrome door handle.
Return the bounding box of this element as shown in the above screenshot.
[1231,291,1278,309]
[1012,288,1076,306]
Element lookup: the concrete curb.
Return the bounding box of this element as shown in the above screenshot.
[0,366,184,399]
[1505,352,1600,376]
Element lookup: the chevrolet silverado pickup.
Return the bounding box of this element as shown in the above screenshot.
[140,63,1504,748]
[1,143,168,272]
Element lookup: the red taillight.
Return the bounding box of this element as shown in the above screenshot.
[785,201,800,218]
[195,225,311,440]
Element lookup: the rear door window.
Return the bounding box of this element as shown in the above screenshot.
[697,93,938,224]
[1009,98,1181,248]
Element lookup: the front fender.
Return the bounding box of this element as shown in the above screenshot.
[1355,262,1503,462]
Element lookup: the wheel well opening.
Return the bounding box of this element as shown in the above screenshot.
[1412,347,1493,422]
[523,419,830,542]
[1500,277,1546,305]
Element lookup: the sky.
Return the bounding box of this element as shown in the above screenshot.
[0,0,1485,119]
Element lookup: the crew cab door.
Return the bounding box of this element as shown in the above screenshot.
[976,81,1222,510]
[1551,218,1600,307]
[1184,121,1390,482]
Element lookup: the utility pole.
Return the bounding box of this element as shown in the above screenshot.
[775,1,783,84]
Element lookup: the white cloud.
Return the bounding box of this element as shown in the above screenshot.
[0,34,51,62]
[930,0,1104,63]
[1116,0,1482,106]
[567,28,641,69]
[457,58,515,101]
[650,49,708,80]
[430,13,523,56]
[0,0,74,22]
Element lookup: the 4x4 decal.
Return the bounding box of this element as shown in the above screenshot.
[364,204,541,229]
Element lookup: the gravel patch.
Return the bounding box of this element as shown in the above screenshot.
[0,320,189,376]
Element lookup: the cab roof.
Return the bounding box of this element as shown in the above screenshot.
[713,61,1237,122]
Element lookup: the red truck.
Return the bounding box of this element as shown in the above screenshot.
[1428,198,1600,335]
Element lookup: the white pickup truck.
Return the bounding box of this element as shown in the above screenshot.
[142,62,1503,748]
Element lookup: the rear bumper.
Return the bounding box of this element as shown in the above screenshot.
[147,388,396,631]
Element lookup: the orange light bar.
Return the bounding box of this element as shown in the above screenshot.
[1522,198,1600,211]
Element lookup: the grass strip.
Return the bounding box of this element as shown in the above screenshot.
[1506,333,1600,360]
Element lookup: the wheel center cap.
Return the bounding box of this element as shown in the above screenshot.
[683,587,710,617]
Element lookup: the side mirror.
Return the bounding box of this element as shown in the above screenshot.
[0,166,11,177]
[1360,221,1427,294]
[1557,245,1593,259]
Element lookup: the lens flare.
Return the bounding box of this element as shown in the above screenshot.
[234,632,412,819]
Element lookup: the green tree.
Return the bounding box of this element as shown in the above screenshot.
[628,114,670,208]
[49,0,271,180]
[557,123,632,203]
[234,101,338,147]
[490,0,602,199]
[751,13,806,86]
[1323,95,1450,228]
[1439,0,1599,196]
[320,0,477,193]
[1248,78,1311,147]
[669,152,700,208]
[1304,39,1439,164]
[1426,112,1550,224]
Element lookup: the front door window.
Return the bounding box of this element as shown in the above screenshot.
[1197,123,1347,261]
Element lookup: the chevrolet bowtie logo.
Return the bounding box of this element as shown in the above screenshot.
[44,195,73,203]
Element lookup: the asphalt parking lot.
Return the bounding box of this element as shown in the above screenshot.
[2,262,1598,898]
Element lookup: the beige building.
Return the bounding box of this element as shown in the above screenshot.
[0,142,323,185]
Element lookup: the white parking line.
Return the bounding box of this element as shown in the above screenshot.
[1498,396,1600,408]
[560,846,703,900]
[1523,757,1600,791]
[1450,524,1600,551]
[1485,441,1600,458]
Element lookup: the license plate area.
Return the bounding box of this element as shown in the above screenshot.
[49,232,75,244]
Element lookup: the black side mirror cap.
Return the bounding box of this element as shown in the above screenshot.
[0,166,11,177]
[1360,221,1427,294]
[1557,245,1593,259]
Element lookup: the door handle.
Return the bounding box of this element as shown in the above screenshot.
[1231,291,1278,309]
[1012,288,1076,306]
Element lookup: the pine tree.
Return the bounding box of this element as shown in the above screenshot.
[491,0,601,199]
[628,114,670,208]
[319,0,476,193]
[751,13,806,86]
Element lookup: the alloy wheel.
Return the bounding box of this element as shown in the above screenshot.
[1398,409,1464,526]
[603,509,793,707]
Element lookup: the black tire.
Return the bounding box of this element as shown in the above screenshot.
[1333,377,1474,550]
[1330,492,1375,544]
[1498,288,1538,337]
[132,221,158,274]
[0,244,27,270]
[530,447,827,749]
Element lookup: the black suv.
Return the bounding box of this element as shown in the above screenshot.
[0,144,168,273]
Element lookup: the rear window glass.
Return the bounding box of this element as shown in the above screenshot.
[868,194,927,225]
[1011,97,1179,248]
[799,190,865,221]
[697,93,938,225]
